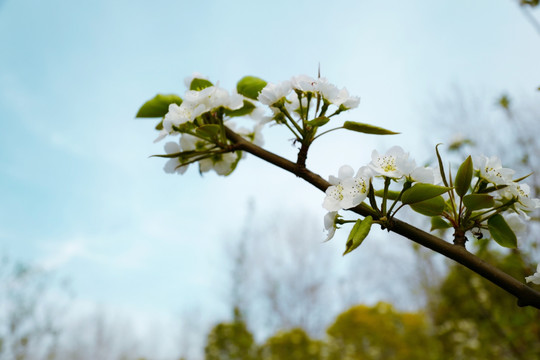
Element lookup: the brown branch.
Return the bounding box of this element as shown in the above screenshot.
[225,127,540,309]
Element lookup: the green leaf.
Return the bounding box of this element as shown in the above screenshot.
[236,76,267,100]
[409,196,446,216]
[223,100,256,117]
[190,78,213,91]
[454,156,473,197]
[463,194,495,211]
[343,216,373,255]
[342,121,400,135]
[401,184,452,204]
[195,124,221,139]
[431,217,452,231]
[307,116,330,127]
[488,214,518,248]
[136,94,183,118]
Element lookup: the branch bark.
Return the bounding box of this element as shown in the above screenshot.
[225,127,540,309]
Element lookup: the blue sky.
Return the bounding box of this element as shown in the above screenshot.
[1,0,539,340]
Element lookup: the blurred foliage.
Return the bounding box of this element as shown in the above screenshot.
[0,256,67,360]
[325,302,441,360]
[202,250,539,360]
[258,328,323,360]
[429,249,540,359]
[204,308,258,360]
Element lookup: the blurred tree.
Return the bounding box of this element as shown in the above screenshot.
[429,249,540,359]
[325,302,442,360]
[257,328,323,360]
[0,255,69,360]
[204,308,258,360]
[225,208,368,339]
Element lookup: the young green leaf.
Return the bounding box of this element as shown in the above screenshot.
[431,217,452,231]
[151,149,200,159]
[463,194,495,211]
[136,94,183,118]
[488,214,518,248]
[171,122,196,134]
[435,144,450,187]
[409,196,446,216]
[514,172,533,183]
[236,76,267,100]
[343,216,373,255]
[342,121,400,135]
[477,184,508,194]
[190,78,213,91]
[223,100,256,117]
[455,155,473,197]
[401,184,452,204]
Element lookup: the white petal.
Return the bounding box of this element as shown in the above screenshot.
[338,165,354,180]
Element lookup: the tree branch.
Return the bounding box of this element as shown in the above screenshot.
[225,126,540,309]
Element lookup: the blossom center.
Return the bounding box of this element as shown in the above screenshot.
[378,156,397,172]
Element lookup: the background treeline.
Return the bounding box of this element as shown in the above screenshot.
[2,248,539,360]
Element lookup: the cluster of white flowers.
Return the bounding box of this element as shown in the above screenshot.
[258,74,360,119]
[322,146,439,240]
[473,155,540,220]
[163,134,239,176]
[156,74,267,176]
[156,85,244,142]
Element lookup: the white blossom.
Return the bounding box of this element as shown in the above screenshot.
[525,264,540,285]
[502,183,540,219]
[407,166,438,184]
[258,81,292,106]
[323,211,339,242]
[368,146,415,179]
[162,141,188,175]
[180,134,237,176]
[323,166,371,211]
[290,74,317,92]
[162,102,199,133]
[473,155,514,185]
[310,77,360,109]
[199,152,237,176]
